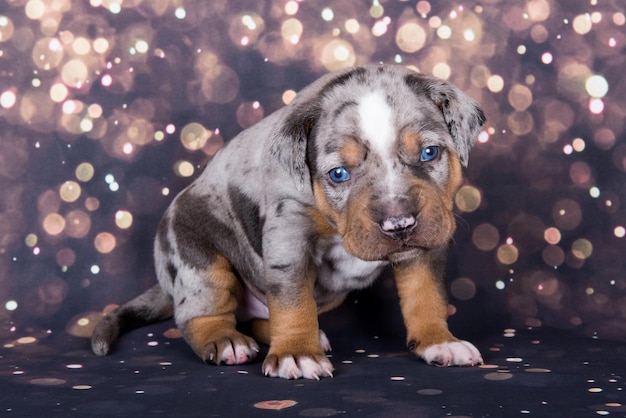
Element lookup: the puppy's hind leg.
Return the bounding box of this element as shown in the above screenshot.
[177,254,259,366]
[91,284,174,356]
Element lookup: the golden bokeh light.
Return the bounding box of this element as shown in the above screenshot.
[455,185,481,212]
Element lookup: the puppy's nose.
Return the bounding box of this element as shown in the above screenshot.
[379,213,417,240]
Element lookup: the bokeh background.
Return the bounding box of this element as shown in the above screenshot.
[1,0,625,350]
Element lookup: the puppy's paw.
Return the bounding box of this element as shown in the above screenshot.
[203,333,260,366]
[420,340,483,367]
[319,329,332,352]
[262,353,334,380]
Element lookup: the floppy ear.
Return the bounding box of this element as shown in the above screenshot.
[269,103,320,191]
[270,66,368,190]
[405,74,486,167]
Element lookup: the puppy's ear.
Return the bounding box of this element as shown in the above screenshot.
[405,74,485,167]
[270,66,368,190]
[270,103,320,191]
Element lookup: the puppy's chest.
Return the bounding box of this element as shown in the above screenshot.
[314,237,386,292]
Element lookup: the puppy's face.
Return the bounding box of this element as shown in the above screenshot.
[273,66,485,262]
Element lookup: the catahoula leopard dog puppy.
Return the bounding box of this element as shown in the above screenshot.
[92,64,486,379]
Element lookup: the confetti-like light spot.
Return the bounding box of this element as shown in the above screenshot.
[5,300,18,311]
[614,226,625,238]
[484,372,513,381]
[17,336,37,344]
[495,280,506,290]
[417,388,442,395]
[30,378,66,386]
[254,400,298,410]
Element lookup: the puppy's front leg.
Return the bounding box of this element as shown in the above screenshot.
[262,268,334,380]
[393,248,483,367]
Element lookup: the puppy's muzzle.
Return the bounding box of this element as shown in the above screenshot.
[379,212,417,240]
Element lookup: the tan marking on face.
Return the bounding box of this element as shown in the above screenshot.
[307,206,336,237]
[399,131,421,156]
[393,257,456,354]
[445,152,464,207]
[313,180,348,235]
[339,140,365,168]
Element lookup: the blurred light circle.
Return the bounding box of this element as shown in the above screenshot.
[61,59,89,88]
[497,244,519,265]
[0,15,15,42]
[472,223,500,251]
[585,75,609,98]
[396,22,426,53]
[94,232,116,254]
[43,213,66,236]
[180,122,209,151]
[571,238,593,260]
[200,65,239,104]
[552,199,582,230]
[60,181,81,202]
[455,185,481,212]
[450,277,477,301]
[236,101,264,129]
[508,84,533,111]
[65,210,91,239]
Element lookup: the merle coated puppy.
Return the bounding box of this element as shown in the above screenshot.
[92,64,486,380]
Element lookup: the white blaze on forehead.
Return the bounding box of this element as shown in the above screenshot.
[357,91,395,157]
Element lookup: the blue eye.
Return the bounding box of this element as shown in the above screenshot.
[420,146,439,162]
[328,167,351,183]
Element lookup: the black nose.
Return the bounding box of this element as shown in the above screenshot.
[379,213,417,240]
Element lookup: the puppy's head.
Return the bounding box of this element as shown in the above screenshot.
[272,65,485,262]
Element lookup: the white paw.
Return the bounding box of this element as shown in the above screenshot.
[421,340,483,367]
[214,338,259,365]
[263,355,334,380]
[319,330,332,352]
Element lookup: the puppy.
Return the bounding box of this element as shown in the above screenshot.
[91,64,486,380]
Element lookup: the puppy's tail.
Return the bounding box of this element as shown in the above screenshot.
[91,284,174,356]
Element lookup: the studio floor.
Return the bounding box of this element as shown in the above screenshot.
[2,289,624,417]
